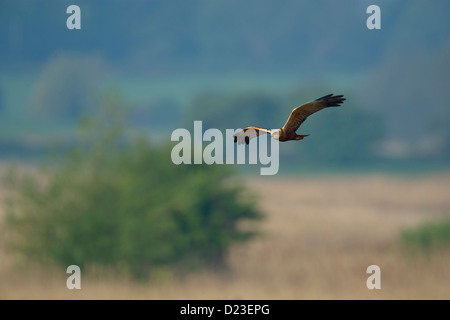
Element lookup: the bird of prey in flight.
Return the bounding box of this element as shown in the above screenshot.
[233,94,346,145]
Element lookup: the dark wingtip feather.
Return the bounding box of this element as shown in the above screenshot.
[316,93,346,107]
[316,93,334,101]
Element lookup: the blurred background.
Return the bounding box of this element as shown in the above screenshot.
[0,0,449,299]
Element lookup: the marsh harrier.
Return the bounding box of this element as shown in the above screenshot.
[233,94,346,145]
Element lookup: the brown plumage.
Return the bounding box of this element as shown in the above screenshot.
[234,94,346,145]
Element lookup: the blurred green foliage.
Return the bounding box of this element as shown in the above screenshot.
[1,1,449,167]
[401,219,450,252]
[0,85,3,114]
[130,99,182,134]
[30,54,103,119]
[4,95,261,279]
[293,103,382,164]
[2,1,449,76]
[187,91,281,130]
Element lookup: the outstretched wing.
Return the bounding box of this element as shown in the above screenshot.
[233,126,271,145]
[282,94,346,134]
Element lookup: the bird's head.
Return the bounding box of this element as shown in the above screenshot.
[270,129,281,140]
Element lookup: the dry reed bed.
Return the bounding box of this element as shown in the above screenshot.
[1,172,450,299]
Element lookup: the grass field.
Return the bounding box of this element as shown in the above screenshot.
[1,170,450,299]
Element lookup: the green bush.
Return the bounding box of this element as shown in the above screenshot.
[4,98,261,279]
[401,219,450,252]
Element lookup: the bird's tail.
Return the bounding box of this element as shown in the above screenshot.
[295,134,310,140]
